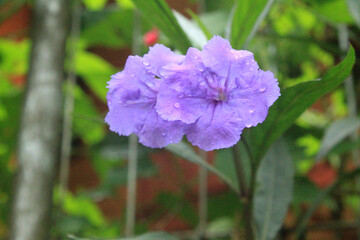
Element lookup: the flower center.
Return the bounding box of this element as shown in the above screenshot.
[216,88,227,101]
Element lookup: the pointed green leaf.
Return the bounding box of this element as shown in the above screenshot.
[254,139,294,240]
[186,9,212,40]
[173,11,207,48]
[132,0,191,53]
[229,0,274,49]
[246,46,355,162]
[316,117,360,161]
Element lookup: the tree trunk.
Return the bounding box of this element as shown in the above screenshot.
[10,0,69,239]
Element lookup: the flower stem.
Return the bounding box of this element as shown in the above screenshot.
[232,145,254,240]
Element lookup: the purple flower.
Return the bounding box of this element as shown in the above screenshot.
[155,36,280,151]
[105,44,186,148]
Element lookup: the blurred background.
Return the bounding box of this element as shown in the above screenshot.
[0,0,359,239]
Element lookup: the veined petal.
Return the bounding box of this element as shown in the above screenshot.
[155,86,208,124]
[105,100,153,136]
[187,103,244,151]
[143,44,185,77]
[138,110,185,148]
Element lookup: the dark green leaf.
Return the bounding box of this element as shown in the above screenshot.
[316,117,360,161]
[165,142,238,193]
[229,0,274,49]
[246,46,355,162]
[253,139,294,240]
[132,0,192,53]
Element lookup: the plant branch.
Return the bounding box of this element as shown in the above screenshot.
[232,145,254,240]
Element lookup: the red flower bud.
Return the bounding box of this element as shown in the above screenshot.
[143,29,159,46]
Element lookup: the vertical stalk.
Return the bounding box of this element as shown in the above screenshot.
[10,0,69,239]
[337,24,360,240]
[125,9,141,237]
[59,0,81,202]
[198,150,208,239]
[232,145,254,240]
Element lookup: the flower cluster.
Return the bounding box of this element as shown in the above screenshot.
[105,36,280,151]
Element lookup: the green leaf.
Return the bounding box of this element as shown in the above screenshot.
[316,117,360,161]
[75,49,117,101]
[165,142,238,193]
[132,0,192,53]
[116,0,135,9]
[347,0,360,26]
[173,11,207,48]
[307,0,354,24]
[82,0,107,10]
[81,10,134,48]
[132,232,179,240]
[199,10,228,36]
[72,85,106,145]
[229,0,274,49]
[253,139,294,240]
[246,46,356,162]
[186,9,212,40]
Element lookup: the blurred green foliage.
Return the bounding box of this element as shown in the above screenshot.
[1,0,360,239]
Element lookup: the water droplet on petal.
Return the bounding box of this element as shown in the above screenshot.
[162,133,167,137]
[174,102,180,108]
[246,123,252,128]
[259,84,267,92]
[249,109,254,114]
[147,82,154,88]
[130,74,135,77]
[246,62,249,65]
[158,67,166,77]
[143,61,149,66]
[178,93,185,98]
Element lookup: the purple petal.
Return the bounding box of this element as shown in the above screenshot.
[138,110,185,148]
[186,103,244,151]
[105,56,158,136]
[155,86,208,124]
[143,44,185,77]
[228,70,280,128]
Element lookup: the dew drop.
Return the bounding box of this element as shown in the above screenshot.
[178,93,185,98]
[158,67,166,77]
[246,123,252,128]
[162,133,167,137]
[246,62,249,65]
[143,61,149,66]
[131,74,135,77]
[147,82,154,88]
[259,85,267,92]
[174,102,180,108]
[249,109,254,114]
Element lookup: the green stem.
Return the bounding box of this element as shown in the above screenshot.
[232,145,254,240]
